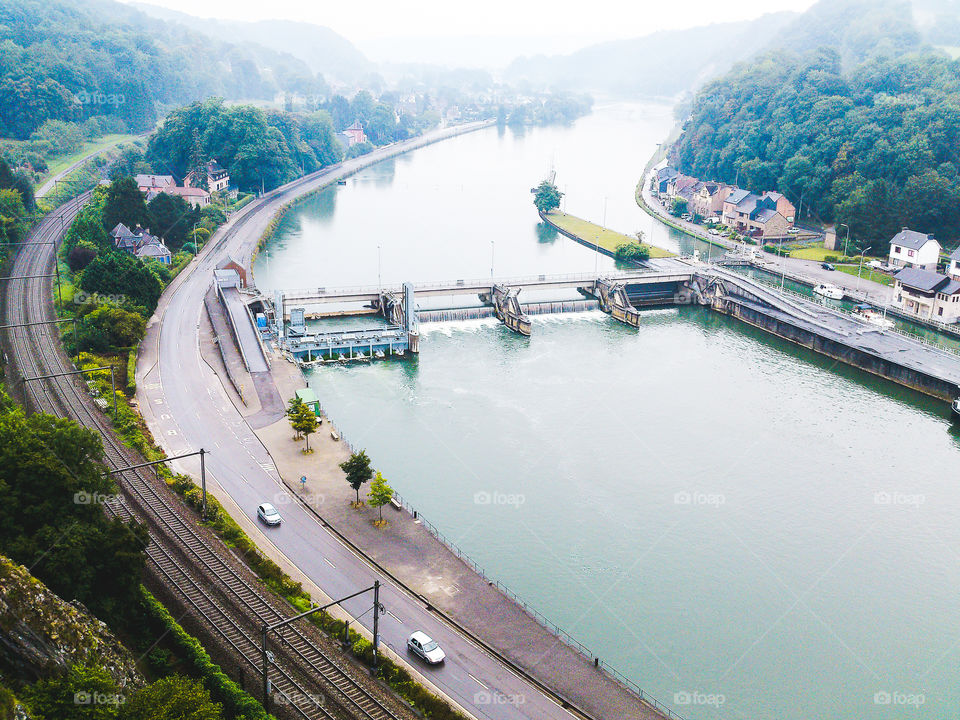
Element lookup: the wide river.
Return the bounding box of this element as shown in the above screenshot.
[254,103,960,720]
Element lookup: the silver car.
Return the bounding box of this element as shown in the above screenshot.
[407,631,445,664]
[257,502,282,526]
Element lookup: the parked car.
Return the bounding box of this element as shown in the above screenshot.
[407,631,445,664]
[821,262,835,271]
[787,226,800,234]
[257,502,282,526]
[708,228,720,236]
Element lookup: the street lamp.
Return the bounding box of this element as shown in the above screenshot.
[779,235,786,290]
[857,246,872,294]
[839,223,850,258]
[490,240,494,280]
[377,244,382,291]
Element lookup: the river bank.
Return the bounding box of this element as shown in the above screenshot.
[540,210,674,258]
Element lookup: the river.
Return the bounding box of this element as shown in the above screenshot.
[254,103,960,720]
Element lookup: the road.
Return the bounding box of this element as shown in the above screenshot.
[138,124,662,720]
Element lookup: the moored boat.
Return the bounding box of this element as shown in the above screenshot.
[852,303,895,330]
[813,283,844,300]
[952,395,960,420]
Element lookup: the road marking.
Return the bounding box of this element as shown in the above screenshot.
[468,674,488,689]
[322,557,336,569]
[386,610,402,623]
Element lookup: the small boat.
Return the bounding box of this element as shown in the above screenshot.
[813,283,844,300]
[852,303,895,330]
[952,396,960,420]
[337,179,347,185]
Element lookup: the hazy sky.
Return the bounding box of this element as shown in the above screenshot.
[130,0,819,43]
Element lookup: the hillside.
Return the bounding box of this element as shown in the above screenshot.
[133,4,373,82]
[0,0,322,141]
[504,13,796,97]
[673,0,960,244]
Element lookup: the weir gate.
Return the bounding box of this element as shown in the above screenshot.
[266,260,699,363]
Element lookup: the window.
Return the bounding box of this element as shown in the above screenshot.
[938,307,944,316]
[894,246,901,254]
[908,249,915,257]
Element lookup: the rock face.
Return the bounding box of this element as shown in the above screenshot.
[0,555,142,688]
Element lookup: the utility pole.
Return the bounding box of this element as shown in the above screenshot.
[857,246,872,294]
[372,580,381,670]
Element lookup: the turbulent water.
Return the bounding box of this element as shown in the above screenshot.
[254,104,960,720]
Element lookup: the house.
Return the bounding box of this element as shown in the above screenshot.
[162,185,210,209]
[888,228,940,271]
[295,387,320,415]
[651,166,679,196]
[110,223,171,263]
[721,190,789,239]
[135,174,175,194]
[216,257,247,288]
[185,160,230,193]
[893,267,960,322]
[665,174,698,202]
[762,192,796,222]
[214,268,241,289]
[691,182,732,219]
[110,223,140,253]
[949,248,960,282]
[341,121,367,147]
[135,239,172,265]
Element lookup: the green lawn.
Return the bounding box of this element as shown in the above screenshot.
[833,264,894,286]
[786,245,859,263]
[42,133,140,178]
[545,211,674,258]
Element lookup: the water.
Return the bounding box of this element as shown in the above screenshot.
[254,104,960,720]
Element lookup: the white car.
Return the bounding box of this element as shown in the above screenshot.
[257,502,282,526]
[787,226,800,233]
[407,631,445,664]
[708,228,720,236]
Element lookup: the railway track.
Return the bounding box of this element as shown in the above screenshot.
[1,194,408,720]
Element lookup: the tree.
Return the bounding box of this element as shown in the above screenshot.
[147,192,197,251]
[339,450,374,507]
[533,181,563,214]
[367,471,394,527]
[287,395,306,438]
[25,664,120,720]
[614,242,650,263]
[102,177,152,234]
[67,242,97,272]
[80,252,163,315]
[77,306,146,352]
[669,198,688,216]
[291,405,319,453]
[120,675,222,720]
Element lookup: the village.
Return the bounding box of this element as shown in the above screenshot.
[650,164,960,325]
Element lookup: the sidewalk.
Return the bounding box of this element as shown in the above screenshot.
[247,347,670,720]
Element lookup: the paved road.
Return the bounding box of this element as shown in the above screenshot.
[138,123,662,720]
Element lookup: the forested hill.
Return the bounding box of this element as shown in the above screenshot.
[0,0,326,140]
[674,0,960,245]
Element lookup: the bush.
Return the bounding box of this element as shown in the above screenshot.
[67,243,97,271]
[78,306,145,352]
[614,242,650,263]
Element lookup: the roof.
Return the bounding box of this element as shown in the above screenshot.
[950,247,960,262]
[763,191,784,202]
[346,120,364,132]
[135,174,174,188]
[296,388,318,404]
[214,268,240,282]
[163,186,209,198]
[891,228,939,251]
[725,189,751,205]
[110,222,133,238]
[216,256,242,270]
[752,208,781,223]
[657,166,679,181]
[135,241,171,259]
[894,267,951,293]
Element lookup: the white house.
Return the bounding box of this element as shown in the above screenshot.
[888,228,941,271]
[893,267,960,322]
[949,247,960,282]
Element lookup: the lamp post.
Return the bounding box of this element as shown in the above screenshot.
[779,235,786,290]
[839,223,850,259]
[377,244,382,291]
[490,240,494,281]
[857,246,872,295]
